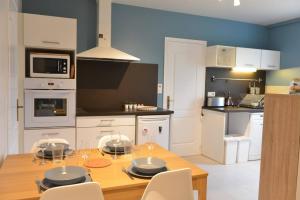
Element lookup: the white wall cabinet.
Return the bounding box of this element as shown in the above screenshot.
[206,46,280,71]
[76,116,136,149]
[201,109,226,163]
[206,45,236,68]
[23,128,76,153]
[235,47,261,68]
[24,14,76,50]
[248,113,263,160]
[260,50,280,70]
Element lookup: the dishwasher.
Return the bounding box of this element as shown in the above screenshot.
[136,115,170,150]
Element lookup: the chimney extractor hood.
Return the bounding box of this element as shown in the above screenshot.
[77,0,140,62]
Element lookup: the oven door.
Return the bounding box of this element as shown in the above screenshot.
[25,90,75,128]
[30,53,70,78]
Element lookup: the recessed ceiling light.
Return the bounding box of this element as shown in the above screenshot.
[234,0,241,7]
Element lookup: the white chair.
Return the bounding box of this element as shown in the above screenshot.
[31,138,69,153]
[40,182,104,200]
[141,168,194,200]
[97,134,130,149]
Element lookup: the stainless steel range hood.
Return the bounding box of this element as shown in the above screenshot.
[77,0,140,62]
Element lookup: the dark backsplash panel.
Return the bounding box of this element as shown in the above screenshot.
[77,60,158,110]
[205,68,266,106]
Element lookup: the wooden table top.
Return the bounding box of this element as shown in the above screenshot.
[0,144,208,200]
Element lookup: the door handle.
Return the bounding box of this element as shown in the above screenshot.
[167,96,173,109]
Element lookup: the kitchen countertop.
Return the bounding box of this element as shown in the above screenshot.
[76,107,174,117]
[202,106,264,113]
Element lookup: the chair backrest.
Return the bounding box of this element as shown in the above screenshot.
[97,134,130,148]
[141,168,194,200]
[40,182,104,200]
[31,138,69,153]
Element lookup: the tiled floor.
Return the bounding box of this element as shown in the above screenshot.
[184,155,260,200]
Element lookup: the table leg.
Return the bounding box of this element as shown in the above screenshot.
[195,177,207,200]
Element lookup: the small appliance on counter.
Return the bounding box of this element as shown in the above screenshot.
[225,91,234,106]
[207,97,225,107]
[239,94,264,109]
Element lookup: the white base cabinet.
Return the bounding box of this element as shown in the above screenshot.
[202,109,264,164]
[248,113,264,160]
[24,128,76,153]
[201,109,226,163]
[77,126,135,149]
[76,116,136,149]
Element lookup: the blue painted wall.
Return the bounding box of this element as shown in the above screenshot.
[22,1,269,106]
[22,0,97,53]
[111,4,269,105]
[266,20,300,86]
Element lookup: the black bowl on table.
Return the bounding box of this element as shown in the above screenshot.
[39,143,69,156]
[105,139,132,152]
[44,166,87,186]
[131,157,166,175]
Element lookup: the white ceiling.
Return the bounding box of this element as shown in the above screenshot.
[112,0,300,26]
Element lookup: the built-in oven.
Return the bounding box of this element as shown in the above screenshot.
[30,52,71,78]
[25,90,75,128]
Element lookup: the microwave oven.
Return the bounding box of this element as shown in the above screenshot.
[30,52,71,78]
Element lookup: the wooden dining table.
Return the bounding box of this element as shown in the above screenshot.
[0,144,208,200]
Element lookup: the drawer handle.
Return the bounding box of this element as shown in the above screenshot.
[140,119,167,122]
[100,130,114,133]
[100,120,115,122]
[42,133,59,136]
[42,40,60,45]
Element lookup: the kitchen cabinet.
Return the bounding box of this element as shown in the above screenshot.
[260,50,280,70]
[202,109,262,164]
[24,14,76,50]
[206,45,236,68]
[201,109,226,163]
[23,128,76,153]
[235,47,261,68]
[259,94,300,200]
[77,126,135,149]
[248,113,264,160]
[76,116,136,149]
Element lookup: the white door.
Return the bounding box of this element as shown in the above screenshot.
[7,1,19,154]
[164,37,206,156]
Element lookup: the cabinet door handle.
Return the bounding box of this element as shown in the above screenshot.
[140,119,167,122]
[42,132,59,136]
[100,130,114,133]
[42,40,60,45]
[268,65,275,68]
[245,64,254,67]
